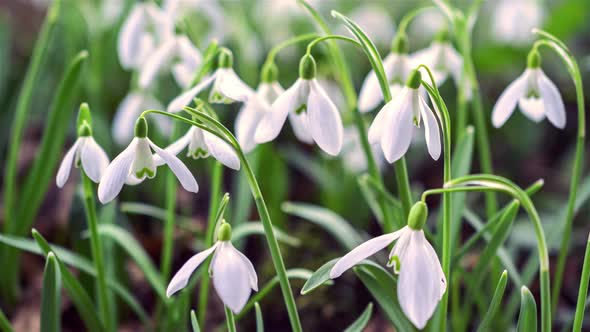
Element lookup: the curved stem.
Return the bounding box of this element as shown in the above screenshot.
[264,33,319,66]
[82,173,114,332]
[397,6,437,34]
[141,110,303,332]
[573,233,590,332]
[531,34,586,315]
[305,35,361,54]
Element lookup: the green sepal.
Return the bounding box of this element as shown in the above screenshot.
[134,117,148,138]
[299,54,316,80]
[217,222,232,242]
[405,69,422,89]
[407,201,428,230]
[218,48,234,69]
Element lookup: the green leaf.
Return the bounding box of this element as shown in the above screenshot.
[0,233,149,323]
[32,230,104,332]
[16,50,89,235]
[232,222,301,247]
[95,224,167,300]
[190,309,200,332]
[281,147,338,190]
[0,307,13,332]
[344,302,373,332]
[255,303,264,332]
[353,261,415,331]
[517,286,538,332]
[41,252,61,332]
[357,174,403,228]
[476,270,508,332]
[301,258,338,295]
[282,202,362,250]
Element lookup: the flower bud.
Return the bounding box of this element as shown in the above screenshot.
[527,49,541,68]
[217,221,232,241]
[261,62,279,83]
[391,33,409,54]
[218,48,234,69]
[134,117,148,138]
[405,69,422,89]
[407,201,428,230]
[299,54,317,80]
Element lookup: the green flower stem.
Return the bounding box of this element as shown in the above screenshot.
[197,162,223,329]
[141,109,303,332]
[573,233,590,332]
[305,35,361,54]
[264,33,318,67]
[224,307,237,332]
[530,31,586,315]
[1,0,61,300]
[444,174,551,332]
[81,172,114,332]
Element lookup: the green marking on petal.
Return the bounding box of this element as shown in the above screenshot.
[388,256,401,273]
[135,168,156,179]
[295,104,307,115]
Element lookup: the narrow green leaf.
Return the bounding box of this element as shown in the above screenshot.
[476,270,508,332]
[0,305,13,332]
[16,50,89,235]
[357,174,403,228]
[255,303,264,332]
[344,302,373,332]
[41,252,61,332]
[0,233,149,323]
[32,230,104,332]
[232,222,301,247]
[517,286,538,332]
[282,202,362,250]
[354,261,415,331]
[96,224,167,300]
[190,309,200,332]
[301,258,338,295]
[0,14,10,100]
[281,147,338,189]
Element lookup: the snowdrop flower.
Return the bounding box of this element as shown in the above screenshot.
[112,92,170,145]
[56,104,109,187]
[341,126,384,173]
[491,0,545,45]
[167,222,257,313]
[340,5,395,47]
[98,117,198,203]
[166,49,253,113]
[359,34,413,113]
[138,35,202,89]
[491,50,566,129]
[330,202,446,329]
[411,31,468,98]
[117,2,174,70]
[236,63,284,153]
[368,69,441,163]
[255,54,344,156]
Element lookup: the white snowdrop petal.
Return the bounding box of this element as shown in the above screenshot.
[138,38,177,89]
[166,244,218,297]
[167,74,217,113]
[288,112,313,144]
[235,99,266,153]
[229,243,258,291]
[307,80,344,156]
[397,231,443,329]
[217,69,254,102]
[212,242,252,313]
[518,97,545,122]
[98,138,138,203]
[117,5,145,69]
[176,35,202,67]
[112,93,144,145]
[538,71,566,129]
[255,81,301,143]
[491,71,529,127]
[358,67,384,112]
[149,139,199,193]
[420,98,441,160]
[56,139,81,188]
[445,45,464,85]
[203,131,241,170]
[80,137,110,183]
[368,88,408,145]
[422,235,447,299]
[154,129,193,166]
[172,63,196,90]
[381,94,414,163]
[330,230,404,279]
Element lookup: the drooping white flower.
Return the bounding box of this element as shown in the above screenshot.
[166,49,253,113]
[255,55,344,156]
[235,64,284,153]
[160,125,240,170]
[330,202,446,330]
[138,35,203,89]
[167,222,257,314]
[411,33,468,98]
[117,3,174,70]
[98,118,198,203]
[491,0,545,45]
[491,50,566,129]
[56,105,109,187]
[112,92,171,145]
[368,69,441,164]
[358,34,413,113]
[341,126,384,174]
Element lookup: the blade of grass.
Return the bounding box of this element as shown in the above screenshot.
[573,233,590,332]
[190,309,200,332]
[476,270,508,332]
[344,302,373,332]
[255,303,264,332]
[517,286,538,332]
[41,252,61,332]
[0,307,13,332]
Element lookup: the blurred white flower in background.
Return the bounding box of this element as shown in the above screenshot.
[163,0,227,45]
[491,0,545,45]
[338,5,395,48]
[341,126,384,174]
[408,9,447,43]
[112,92,170,146]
